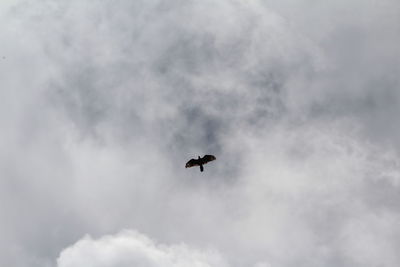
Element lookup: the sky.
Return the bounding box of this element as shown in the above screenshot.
[1,0,400,266]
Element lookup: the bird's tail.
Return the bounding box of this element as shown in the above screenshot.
[200,165,204,172]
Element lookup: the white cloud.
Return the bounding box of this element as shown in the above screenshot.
[57,230,228,267]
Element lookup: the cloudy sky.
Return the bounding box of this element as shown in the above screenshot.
[1,0,400,266]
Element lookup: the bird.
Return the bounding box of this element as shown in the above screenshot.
[185,155,216,172]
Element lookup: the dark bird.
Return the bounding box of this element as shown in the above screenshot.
[185,155,216,172]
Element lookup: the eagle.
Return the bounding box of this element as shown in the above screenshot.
[185,155,216,172]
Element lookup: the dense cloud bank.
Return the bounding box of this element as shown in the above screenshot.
[1,1,400,267]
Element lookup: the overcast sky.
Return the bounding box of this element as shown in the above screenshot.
[1,1,400,267]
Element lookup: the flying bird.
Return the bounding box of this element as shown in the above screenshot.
[185,155,216,172]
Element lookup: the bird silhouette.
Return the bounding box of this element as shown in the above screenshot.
[185,155,216,172]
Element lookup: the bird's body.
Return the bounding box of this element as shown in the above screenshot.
[185,155,216,172]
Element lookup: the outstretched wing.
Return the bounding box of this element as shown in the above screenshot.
[185,158,200,168]
[201,155,216,165]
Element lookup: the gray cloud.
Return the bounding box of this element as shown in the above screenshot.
[1,0,400,267]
